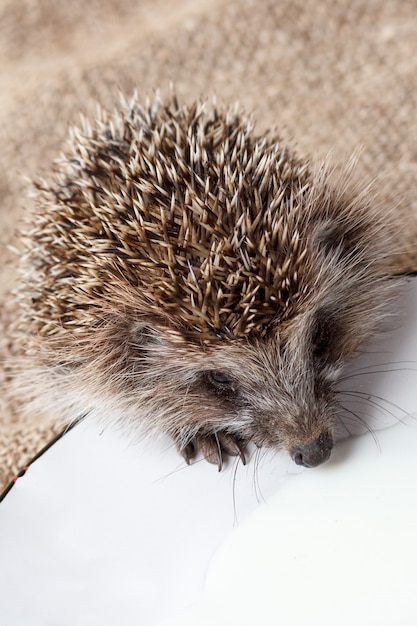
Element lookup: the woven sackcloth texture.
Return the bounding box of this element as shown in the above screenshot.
[1,0,416,490]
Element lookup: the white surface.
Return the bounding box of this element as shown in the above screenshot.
[1,279,417,626]
[168,418,417,626]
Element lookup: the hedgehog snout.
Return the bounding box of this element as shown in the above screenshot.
[290,432,333,468]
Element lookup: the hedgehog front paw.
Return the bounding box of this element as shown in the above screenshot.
[180,431,247,471]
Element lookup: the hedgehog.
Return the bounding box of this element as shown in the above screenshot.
[14,93,404,470]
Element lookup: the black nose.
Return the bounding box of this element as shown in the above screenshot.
[290,433,333,468]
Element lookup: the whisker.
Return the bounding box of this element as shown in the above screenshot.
[339,361,417,383]
[152,457,200,483]
[252,446,267,505]
[251,447,260,503]
[338,403,381,450]
[213,431,222,469]
[334,410,353,438]
[340,389,415,424]
[231,454,241,527]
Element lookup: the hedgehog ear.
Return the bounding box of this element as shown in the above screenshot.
[315,220,417,279]
[313,219,358,260]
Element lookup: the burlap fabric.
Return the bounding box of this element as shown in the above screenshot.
[1,0,416,490]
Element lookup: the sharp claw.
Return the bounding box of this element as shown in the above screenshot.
[219,433,247,465]
[199,436,223,470]
[218,433,248,466]
[180,441,196,465]
[238,445,247,466]
[229,439,246,465]
[217,434,239,457]
[178,432,248,470]
[216,453,223,472]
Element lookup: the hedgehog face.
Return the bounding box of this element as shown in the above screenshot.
[134,320,340,468]
[108,271,390,470]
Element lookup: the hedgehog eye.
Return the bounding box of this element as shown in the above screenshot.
[206,370,236,391]
[311,318,330,360]
[311,313,342,363]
